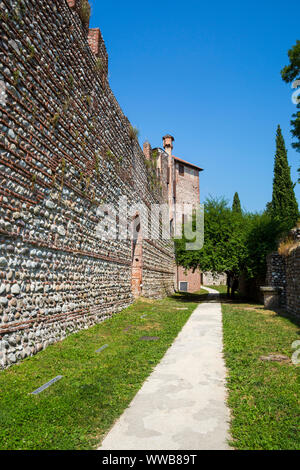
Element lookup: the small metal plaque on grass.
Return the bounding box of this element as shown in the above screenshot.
[140,314,148,319]
[31,376,63,395]
[139,336,160,341]
[96,344,109,353]
[123,326,134,332]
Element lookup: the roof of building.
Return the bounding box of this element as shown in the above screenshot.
[163,134,175,141]
[173,155,204,172]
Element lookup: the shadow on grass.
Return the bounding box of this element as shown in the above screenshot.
[170,291,209,303]
[170,290,261,306]
[271,306,300,328]
[224,293,300,328]
[229,294,300,328]
[171,290,300,332]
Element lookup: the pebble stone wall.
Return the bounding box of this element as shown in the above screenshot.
[266,228,300,318]
[0,0,175,368]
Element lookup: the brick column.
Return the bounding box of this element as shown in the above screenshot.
[143,142,152,160]
[67,0,76,8]
[88,28,109,78]
[163,134,175,222]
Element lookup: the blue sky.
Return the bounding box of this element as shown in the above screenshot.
[89,0,300,213]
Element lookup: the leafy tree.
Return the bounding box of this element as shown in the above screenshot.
[264,201,272,216]
[271,125,299,229]
[175,197,288,287]
[232,192,242,214]
[175,196,248,276]
[281,40,300,178]
[244,213,285,279]
[281,40,300,83]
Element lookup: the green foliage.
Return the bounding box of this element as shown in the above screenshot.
[145,149,160,190]
[243,213,284,278]
[0,11,8,22]
[32,105,37,117]
[271,125,299,228]
[106,149,115,161]
[17,0,26,14]
[50,113,60,129]
[31,174,37,192]
[95,58,104,73]
[281,40,300,177]
[68,74,74,89]
[206,285,227,294]
[264,201,272,216]
[129,126,139,142]
[281,40,300,83]
[94,152,100,177]
[175,196,287,282]
[223,302,300,450]
[232,192,242,214]
[175,196,247,275]
[79,0,91,27]
[85,95,92,107]
[13,69,20,85]
[63,97,71,113]
[27,44,36,61]
[0,296,197,450]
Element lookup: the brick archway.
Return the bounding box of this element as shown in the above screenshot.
[131,214,143,298]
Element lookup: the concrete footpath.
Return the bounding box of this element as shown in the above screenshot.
[98,288,231,450]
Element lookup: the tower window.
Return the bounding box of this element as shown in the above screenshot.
[179,164,184,176]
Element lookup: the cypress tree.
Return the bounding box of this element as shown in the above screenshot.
[232,192,242,214]
[271,125,299,228]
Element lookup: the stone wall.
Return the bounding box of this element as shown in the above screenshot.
[266,247,300,318]
[202,272,226,286]
[266,252,287,307]
[285,246,300,317]
[0,0,175,368]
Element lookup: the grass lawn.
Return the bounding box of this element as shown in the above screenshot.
[222,301,300,450]
[0,293,205,450]
[205,285,227,294]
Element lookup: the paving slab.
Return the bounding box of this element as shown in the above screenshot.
[99,289,230,450]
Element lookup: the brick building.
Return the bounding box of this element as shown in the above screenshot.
[143,135,204,293]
